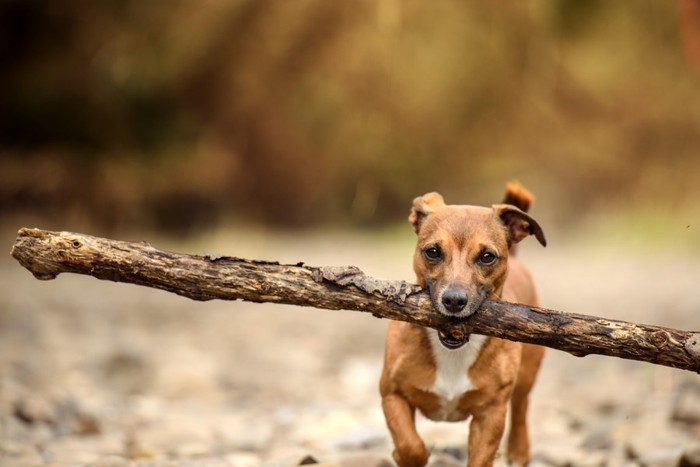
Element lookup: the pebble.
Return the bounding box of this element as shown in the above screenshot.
[42,445,100,465]
[635,447,685,467]
[325,425,386,451]
[12,394,101,437]
[426,453,463,467]
[171,440,212,458]
[12,395,55,425]
[337,452,393,467]
[680,442,700,467]
[54,397,101,436]
[533,442,593,467]
[673,388,700,425]
[87,455,130,467]
[580,426,613,451]
[293,411,364,448]
[214,416,274,451]
[418,421,468,453]
[0,440,43,465]
[0,456,45,467]
[50,434,119,460]
[623,429,687,464]
[225,452,262,467]
[261,453,321,466]
[101,351,153,395]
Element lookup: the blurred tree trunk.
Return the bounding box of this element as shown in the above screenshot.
[679,0,700,77]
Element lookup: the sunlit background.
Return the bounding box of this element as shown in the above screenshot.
[2,2,700,466]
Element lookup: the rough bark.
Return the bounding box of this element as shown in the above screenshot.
[10,228,700,374]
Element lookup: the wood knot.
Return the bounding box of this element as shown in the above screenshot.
[32,271,57,281]
[649,330,670,349]
[66,237,83,249]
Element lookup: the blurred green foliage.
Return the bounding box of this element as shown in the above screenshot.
[1,0,699,233]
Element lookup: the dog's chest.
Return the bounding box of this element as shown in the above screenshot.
[425,333,487,422]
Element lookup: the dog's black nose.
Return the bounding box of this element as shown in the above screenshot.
[441,289,468,314]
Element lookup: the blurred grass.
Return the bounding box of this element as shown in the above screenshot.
[1,0,699,237]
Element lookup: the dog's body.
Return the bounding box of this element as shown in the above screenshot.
[380,184,546,467]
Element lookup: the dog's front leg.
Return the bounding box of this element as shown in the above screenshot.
[382,393,429,467]
[467,402,508,467]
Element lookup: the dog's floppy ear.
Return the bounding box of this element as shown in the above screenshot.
[493,204,547,247]
[409,192,445,233]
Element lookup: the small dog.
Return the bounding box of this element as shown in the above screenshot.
[380,183,546,467]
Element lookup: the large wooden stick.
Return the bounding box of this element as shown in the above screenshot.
[10,228,700,373]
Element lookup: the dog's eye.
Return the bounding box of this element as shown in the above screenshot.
[478,251,498,266]
[424,247,442,262]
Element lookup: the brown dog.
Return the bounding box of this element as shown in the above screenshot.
[380,183,546,467]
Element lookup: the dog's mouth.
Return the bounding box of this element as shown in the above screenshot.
[438,330,470,350]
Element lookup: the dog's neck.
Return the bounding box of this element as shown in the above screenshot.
[424,329,489,421]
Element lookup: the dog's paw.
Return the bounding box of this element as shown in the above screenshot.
[393,444,430,467]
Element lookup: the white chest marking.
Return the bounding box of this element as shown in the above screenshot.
[427,331,487,421]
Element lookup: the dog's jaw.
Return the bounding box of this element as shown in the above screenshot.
[437,330,470,349]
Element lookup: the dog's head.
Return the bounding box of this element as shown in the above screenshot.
[410,192,545,319]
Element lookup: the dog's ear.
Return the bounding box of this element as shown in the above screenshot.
[409,192,445,233]
[493,204,547,247]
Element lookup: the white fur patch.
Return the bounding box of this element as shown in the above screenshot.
[426,331,487,421]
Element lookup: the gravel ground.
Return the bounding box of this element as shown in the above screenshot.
[2,225,700,467]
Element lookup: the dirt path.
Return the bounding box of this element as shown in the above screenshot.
[1,227,699,466]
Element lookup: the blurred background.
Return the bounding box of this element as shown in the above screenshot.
[3,1,700,466]
[1,0,700,238]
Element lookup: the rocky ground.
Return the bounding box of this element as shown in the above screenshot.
[2,225,700,467]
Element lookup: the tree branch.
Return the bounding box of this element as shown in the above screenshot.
[10,228,700,374]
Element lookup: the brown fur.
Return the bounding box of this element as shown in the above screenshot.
[502,181,534,213]
[380,185,546,467]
